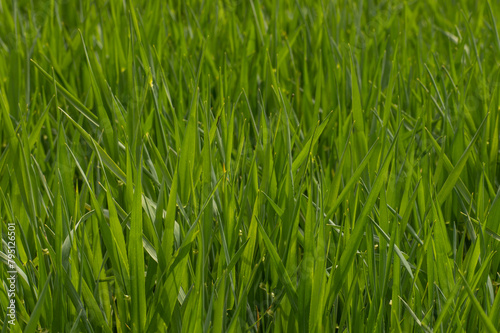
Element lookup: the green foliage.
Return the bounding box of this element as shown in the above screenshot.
[1,0,500,331]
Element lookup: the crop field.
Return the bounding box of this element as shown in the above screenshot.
[1,0,500,332]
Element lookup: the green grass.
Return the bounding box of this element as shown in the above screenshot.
[1,0,500,331]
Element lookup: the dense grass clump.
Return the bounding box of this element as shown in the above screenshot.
[1,0,500,331]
